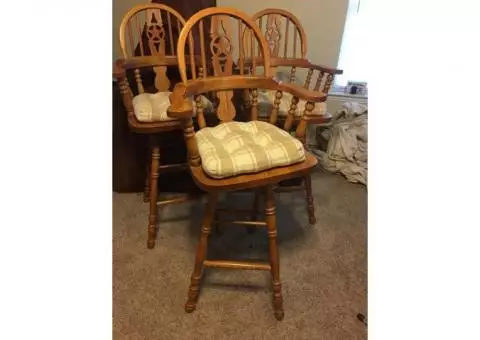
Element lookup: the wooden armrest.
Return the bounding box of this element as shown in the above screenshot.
[241,57,343,75]
[181,76,328,102]
[120,55,204,70]
[167,83,194,119]
[292,59,343,75]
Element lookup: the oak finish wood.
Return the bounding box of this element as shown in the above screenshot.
[248,8,343,225]
[113,0,216,194]
[204,260,271,271]
[117,4,192,249]
[172,7,323,321]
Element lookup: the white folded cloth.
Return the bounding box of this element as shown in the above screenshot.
[315,101,368,185]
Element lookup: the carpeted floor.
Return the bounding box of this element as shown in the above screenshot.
[113,169,367,339]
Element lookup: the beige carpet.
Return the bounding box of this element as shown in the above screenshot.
[113,169,367,339]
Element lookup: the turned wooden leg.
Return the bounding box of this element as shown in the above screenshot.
[147,145,160,249]
[264,185,284,321]
[185,192,218,313]
[304,174,316,225]
[248,189,262,234]
[143,160,151,203]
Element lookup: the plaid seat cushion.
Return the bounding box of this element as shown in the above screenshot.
[257,90,327,118]
[196,121,306,179]
[132,91,214,122]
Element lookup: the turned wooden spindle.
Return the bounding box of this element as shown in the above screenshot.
[295,101,315,146]
[195,95,206,129]
[322,73,334,94]
[199,20,207,75]
[304,68,313,90]
[304,173,316,224]
[250,88,259,121]
[123,77,132,99]
[185,192,218,312]
[299,101,317,225]
[134,68,145,93]
[195,67,207,129]
[143,161,150,203]
[284,95,299,131]
[197,65,204,80]
[181,118,201,167]
[289,66,296,84]
[314,70,325,91]
[118,78,135,117]
[241,66,254,111]
[265,185,284,321]
[270,90,283,125]
[147,145,160,249]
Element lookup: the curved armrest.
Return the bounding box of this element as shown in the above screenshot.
[167,83,194,119]
[116,55,204,73]
[272,58,343,75]
[241,57,343,75]
[185,76,327,101]
[167,76,328,120]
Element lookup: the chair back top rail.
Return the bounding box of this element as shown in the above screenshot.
[175,7,273,123]
[119,4,187,58]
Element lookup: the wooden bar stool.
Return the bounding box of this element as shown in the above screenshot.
[242,8,343,225]
[168,7,328,320]
[114,4,213,248]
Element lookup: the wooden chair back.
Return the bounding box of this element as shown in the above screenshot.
[118,4,187,95]
[250,8,307,60]
[250,8,340,94]
[175,7,272,127]
[168,7,328,167]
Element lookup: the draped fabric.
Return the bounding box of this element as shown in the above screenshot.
[315,102,368,186]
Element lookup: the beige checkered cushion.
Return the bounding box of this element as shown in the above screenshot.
[196,121,306,179]
[132,92,214,122]
[257,90,327,118]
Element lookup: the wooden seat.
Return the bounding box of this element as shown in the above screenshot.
[237,8,344,224]
[114,4,208,249]
[167,7,328,321]
[190,153,318,191]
